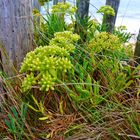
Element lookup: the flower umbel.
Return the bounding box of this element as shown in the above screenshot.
[20,31,80,92]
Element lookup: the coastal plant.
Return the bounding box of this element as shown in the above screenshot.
[66,32,133,106]
[33,2,77,46]
[88,32,132,59]
[75,16,94,41]
[97,5,115,16]
[114,25,132,43]
[51,2,77,27]
[4,103,29,140]
[38,0,51,5]
[86,32,135,102]
[97,5,115,32]
[86,19,100,39]
[34,12,67,46]
[1,1,140,139]
[20,31,80,92]
[69,59,93,102]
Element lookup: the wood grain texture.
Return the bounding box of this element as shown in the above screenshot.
[0,0,33,76]
[103,0,120,33]
[76,0,90,19]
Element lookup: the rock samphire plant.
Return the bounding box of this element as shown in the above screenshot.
[20,31,80,92]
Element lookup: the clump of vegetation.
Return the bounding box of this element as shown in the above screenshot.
[88,32,122,53]
[97,5,115,16]
[114,25,132,42]
[38,0,51,5]
[1,1,140,140]
[88,32,133,59]
[52,2,77,15]
[4,103,28,140]
[20,31,80,91]
[33,2,77,46]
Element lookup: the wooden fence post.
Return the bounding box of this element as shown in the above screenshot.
[75,0,90,40]
[76,0,90,19]
[134,29,140,66]
[0,0,33,76]
[103,0,120,33]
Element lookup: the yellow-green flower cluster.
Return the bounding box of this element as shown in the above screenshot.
[20,46,69,72]
[50,31,80,52]
[22,73,36,92]
[39,73,56,91]
[117,25,127,31]
[88,32,121,53]
[97,5,115,16]
[32,9,40,15]
[54,31,80,42]
[52,2,77,15]
[20,31,80,92]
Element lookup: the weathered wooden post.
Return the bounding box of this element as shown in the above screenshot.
[134,29,140,66]
[75,0,90,40]
[103,0,120,33]
[0,0,33,76]
[76,0,90,19]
